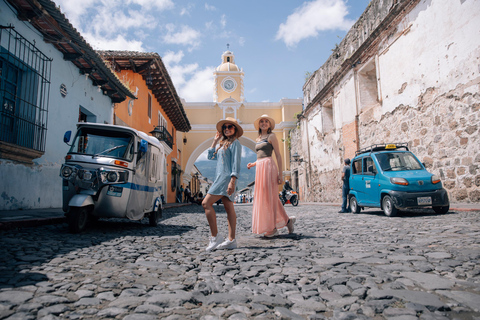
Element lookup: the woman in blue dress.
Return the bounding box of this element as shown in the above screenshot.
[202,117,243,251]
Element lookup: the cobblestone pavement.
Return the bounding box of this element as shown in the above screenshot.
[1,204,479,320]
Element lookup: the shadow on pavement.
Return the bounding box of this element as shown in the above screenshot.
[353,208,457,217]
[0,216,195,289]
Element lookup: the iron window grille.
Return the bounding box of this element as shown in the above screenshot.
[0,25,52,155]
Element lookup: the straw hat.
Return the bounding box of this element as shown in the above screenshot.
[216,117,244,137]
[254,114,275,130]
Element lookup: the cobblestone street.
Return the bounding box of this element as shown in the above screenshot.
[1,204,479,319]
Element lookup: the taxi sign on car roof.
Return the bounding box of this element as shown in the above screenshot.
[355,143,409,156]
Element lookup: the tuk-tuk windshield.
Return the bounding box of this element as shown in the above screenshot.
[375,152,423,171]
[69,127,135,161]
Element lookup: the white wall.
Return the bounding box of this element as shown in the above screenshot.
[379,0,480,114]
[0,3,115,209]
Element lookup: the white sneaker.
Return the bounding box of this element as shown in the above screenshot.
[216,238,237,250]
[264,229,279,238]
[287,216,296,234]
[206,234,224,252]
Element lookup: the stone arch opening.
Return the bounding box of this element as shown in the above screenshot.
[182,136,257,183]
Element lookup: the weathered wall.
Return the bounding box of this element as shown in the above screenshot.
[294,0,480,204]
[0,5,115,210]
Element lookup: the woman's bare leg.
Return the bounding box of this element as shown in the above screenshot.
[202,194,223,237]
[222,197,236,240]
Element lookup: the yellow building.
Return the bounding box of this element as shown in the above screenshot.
[181,50,302,188]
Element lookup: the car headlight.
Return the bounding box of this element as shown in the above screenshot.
[390,177,409,185]
[99,169,127,184]
[107,171,118,182]
[61,166,73,178]
[431,175,441,184]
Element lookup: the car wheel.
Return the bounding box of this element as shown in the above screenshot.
[382,195,398,217]
[149,207,162,227]
[291,196,299,206]
[68,207,89,233]
[350,196,360,213]
[433,205,449,214]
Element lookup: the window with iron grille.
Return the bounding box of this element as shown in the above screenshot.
[0,26,52,161]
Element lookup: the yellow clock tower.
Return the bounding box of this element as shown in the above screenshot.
[214,50,244,108]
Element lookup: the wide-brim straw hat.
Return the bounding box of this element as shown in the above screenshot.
[254,114,275,130]
[216,117,244,138]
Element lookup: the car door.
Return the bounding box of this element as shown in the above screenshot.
[362,156,379,206]
[350,157,366,204]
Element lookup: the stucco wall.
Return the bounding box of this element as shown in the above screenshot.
[0,5,115,210]
[294,0,480,204]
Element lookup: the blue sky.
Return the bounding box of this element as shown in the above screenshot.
[54,0,371,103]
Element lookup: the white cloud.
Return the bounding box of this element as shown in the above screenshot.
[179,67,215,101]
[163,24,202,49]
[196,150,209,161]
[83,33,144,51]
[128,0,174,10]
[162,50,214,101]
[163,50,185,65]
[276,0,354,47]
[220,14,227,28]
[205,3,216,11]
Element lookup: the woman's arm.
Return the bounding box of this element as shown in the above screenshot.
[207,132,222,160]
[247,162,256,169]
[268,134,283,185]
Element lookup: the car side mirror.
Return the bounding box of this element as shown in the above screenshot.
[63,131,72,145]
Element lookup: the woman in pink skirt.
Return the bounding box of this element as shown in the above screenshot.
[247,114,296,237]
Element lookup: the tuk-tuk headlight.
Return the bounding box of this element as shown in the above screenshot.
[61,166,73,178]
[431,175,441,184]
[391,177,409,186]
[107,171,118,182]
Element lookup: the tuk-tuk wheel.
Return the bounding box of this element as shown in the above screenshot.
[68,207,89,233]
[149,208,162,227]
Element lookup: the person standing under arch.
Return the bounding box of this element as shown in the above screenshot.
[202,117,243,251]
[247,114,296,237]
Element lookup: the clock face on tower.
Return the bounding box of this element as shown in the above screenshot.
[222,78,236,92]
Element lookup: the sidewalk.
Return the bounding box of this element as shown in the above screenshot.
[0,202,478,231]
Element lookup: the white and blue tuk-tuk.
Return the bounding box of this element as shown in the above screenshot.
[60,123,165,233]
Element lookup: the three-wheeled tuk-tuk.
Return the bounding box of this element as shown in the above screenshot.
[60,123,165,233]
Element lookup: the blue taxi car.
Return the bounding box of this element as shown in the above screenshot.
[348,143,449,217]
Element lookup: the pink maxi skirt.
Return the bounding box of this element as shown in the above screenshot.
[252,157,289,234]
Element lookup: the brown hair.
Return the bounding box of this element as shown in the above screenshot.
[257,119,272,141]
[214,126,238,155]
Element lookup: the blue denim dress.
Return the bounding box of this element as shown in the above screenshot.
[207,139,242,202]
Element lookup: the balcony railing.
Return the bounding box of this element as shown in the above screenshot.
[151,126,173,149]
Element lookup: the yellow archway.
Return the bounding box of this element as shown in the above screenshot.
[178,50,302,191]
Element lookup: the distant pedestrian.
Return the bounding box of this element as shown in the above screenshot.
[339,158,351,213]
[184,186,191,203]
[247,114,295,237]
[202,117,243,251]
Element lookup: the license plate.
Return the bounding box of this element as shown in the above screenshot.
[107,186,123,197]
[417,196,432,205]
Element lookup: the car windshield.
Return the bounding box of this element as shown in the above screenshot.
[375,152,422,171]
[69,127,134,161]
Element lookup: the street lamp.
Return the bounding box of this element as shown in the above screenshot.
[149,126,162,140]
[292,151,304,163]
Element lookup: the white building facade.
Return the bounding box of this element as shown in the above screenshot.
[0,0,133,210]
